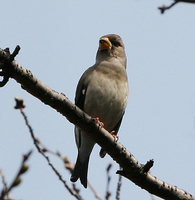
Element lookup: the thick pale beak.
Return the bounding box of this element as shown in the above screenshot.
[99,37,112,50]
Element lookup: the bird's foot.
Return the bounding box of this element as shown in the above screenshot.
[94,118,118,142]
[95,117,104,128]
[110,131,118,142]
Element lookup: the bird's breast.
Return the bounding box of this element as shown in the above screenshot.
[83,69,128,131]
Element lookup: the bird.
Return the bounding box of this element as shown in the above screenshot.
[70,34,129,188]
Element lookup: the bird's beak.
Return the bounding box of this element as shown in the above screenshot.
[99,37,112,50]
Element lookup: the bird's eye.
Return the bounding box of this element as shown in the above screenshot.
[111,41,121,47]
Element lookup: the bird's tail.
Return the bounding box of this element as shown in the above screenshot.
[70,155,89,188]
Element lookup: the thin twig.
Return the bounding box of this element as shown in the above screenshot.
[116,167,122,200]
[158,1,179,14]
[88,181,104,200]
[0,169,9,198]
[0,151,32,200]
[158,0,195,14]
[17,106,83,200]
[105,163,112,200]
[38,138,104,200]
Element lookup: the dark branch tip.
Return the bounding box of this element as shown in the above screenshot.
[116,169,125,176]
[14,97,26,109]
[0,45,20,87]
[3,48,10,53]
[158,6,166,14]
[142,159,154,173]
[158,1,179,14]
[10,45,21,61]
[106,163,112,172]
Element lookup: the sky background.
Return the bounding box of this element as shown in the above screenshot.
[1,0,195,199]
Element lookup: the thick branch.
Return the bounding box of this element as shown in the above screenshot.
[0,47,194,200]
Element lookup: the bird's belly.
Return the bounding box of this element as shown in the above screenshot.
[83,79,127,131]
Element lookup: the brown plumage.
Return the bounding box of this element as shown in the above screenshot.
[70,34,129,188]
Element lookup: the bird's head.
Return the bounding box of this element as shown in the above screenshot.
[96,34,126,67]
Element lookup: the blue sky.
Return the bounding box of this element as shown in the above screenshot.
[1,1,195,199]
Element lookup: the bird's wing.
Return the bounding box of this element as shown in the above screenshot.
[74,66,96,148]
[75,66,96,109]
[112,114,124,135]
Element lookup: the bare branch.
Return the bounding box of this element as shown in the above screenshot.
[158,1,179,14]
[158,0,195,14]
[116,167,122,200]
[14,99,83,200]
[0,169,9,198]
[1,47,195,200]
[0,150,32,200]
[105,163,112,200]
[88,181,104,200]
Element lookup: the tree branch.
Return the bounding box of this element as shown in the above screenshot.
[0,46,195,200]
[14,99,83,200]
[158,0,195,14]
[0,150,32,200]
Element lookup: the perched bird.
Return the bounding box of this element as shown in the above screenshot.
[70,34,129,188]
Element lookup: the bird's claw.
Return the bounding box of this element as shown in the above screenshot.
[110,131,118,142]
[95,117,104,128]
[94,119,118,142]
